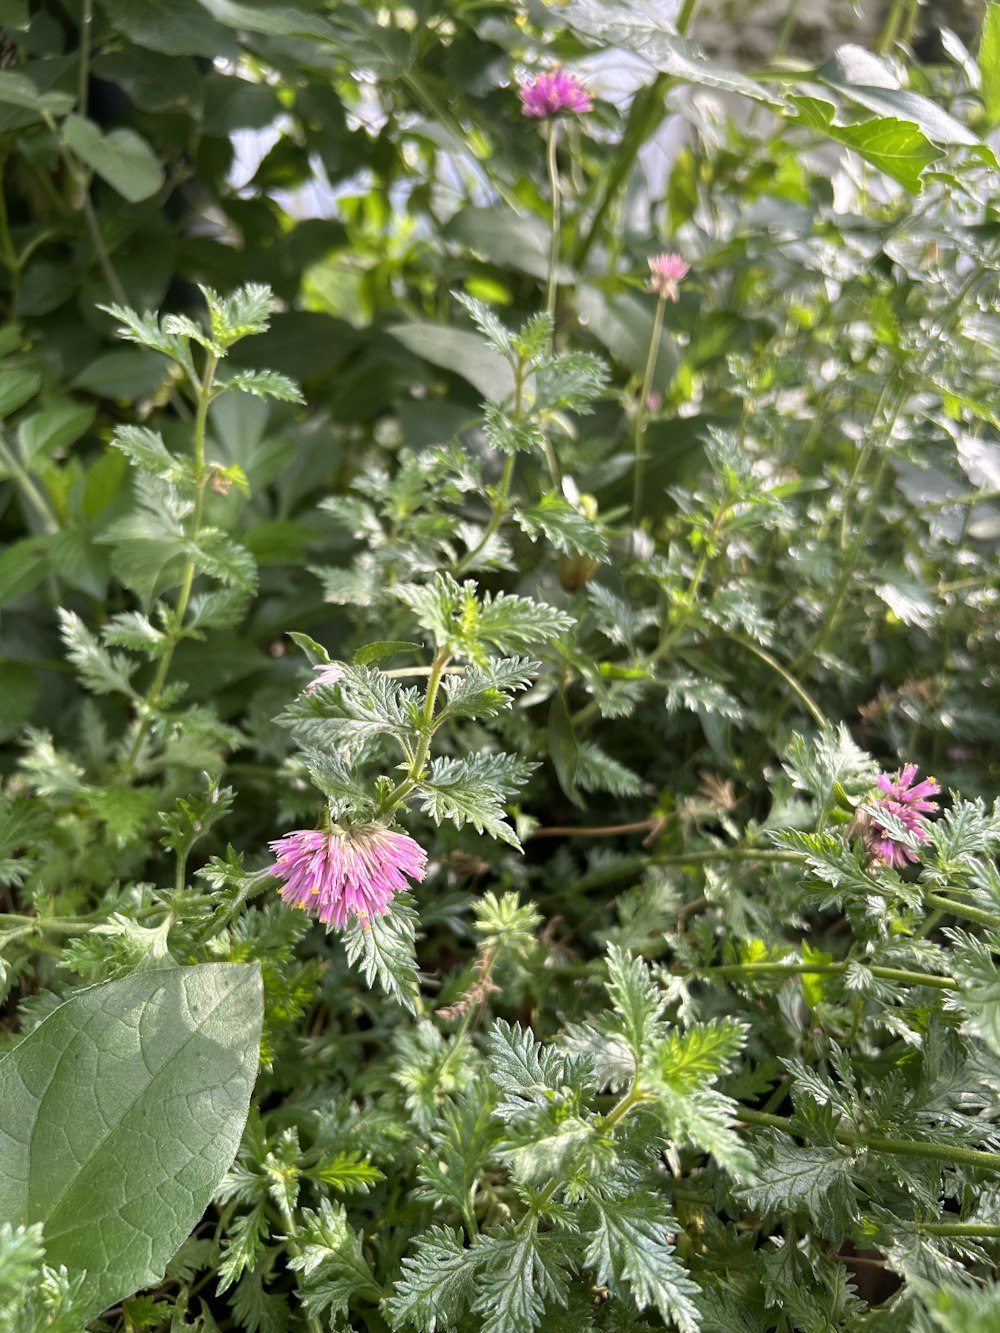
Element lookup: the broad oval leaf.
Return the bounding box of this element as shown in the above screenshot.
[0,962,263,1319]
[62,114,165,203]
[388,322,515,402]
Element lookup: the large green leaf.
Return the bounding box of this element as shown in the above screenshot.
[563,0,780,106]
[0,68,74,117]
[790,96,942,192]
[0,963,263,1319]
[62,115,165,203]
[815,45,982,148]
[981,3,1000,128]
[95,0,238,58]
[388,323,515,401]
[444,208,572,283]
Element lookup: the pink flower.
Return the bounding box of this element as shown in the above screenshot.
[647,252,689,302]
[306,662,344,693]
[866,764,941,870]
[518,69,593,118]
[269,825,427,928]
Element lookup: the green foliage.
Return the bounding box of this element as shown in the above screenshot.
[3,0,1000,1328]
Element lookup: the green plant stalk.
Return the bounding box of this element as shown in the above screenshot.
[276,1199,324,1333]
[736,1106,1000,1172]
[0,155,21,301]
[924,892,1000,932]
[125,353,218,770]
[599,1080,651,1132]
[0,431,60,533]
[703,960,956,991]
[384,650,450,807]
[675,0,700,35]
[724,634,828,729]
[78,0,93,116]
[632,293,666,529]
[545,119,561,339]
[455,451,516,576]
[917,1222,1000,1237]
[877,0,907,52]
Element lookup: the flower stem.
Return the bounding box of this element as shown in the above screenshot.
[632,294,666,530]
[736,1105,1000,1172]
[676,0,700,34]
[703,960,956,991]
[545,119,561,339]
[124,353,218,771]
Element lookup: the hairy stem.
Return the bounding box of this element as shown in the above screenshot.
[736,1106,1000,1172]
[632,294,666,530]
[703,960,956,991]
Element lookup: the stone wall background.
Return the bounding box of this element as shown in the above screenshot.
[692,0,983,64]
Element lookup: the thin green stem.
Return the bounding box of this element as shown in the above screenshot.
[0,155,21,303]
[632,294,666,529]
[675,0,700,35]
[877,0,907,52]
[0,431,59,533]
[455,452,516,576]
[276,1200,324,1333]
[384,650,450,807]
[924,892,1000,933]
[702,960,956,991]
[78,0,93,117]
[736,1106,1000,1172]
[917,1222,1000,1238]
[598,1081,650,1132]
[545,119,561,339]
[723,634,828,728]
[125,353,218,770]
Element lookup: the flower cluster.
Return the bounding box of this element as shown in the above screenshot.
[647,252,689,302]
[866,763,941,869]
[268,825,427,927]
[518,69,593,118]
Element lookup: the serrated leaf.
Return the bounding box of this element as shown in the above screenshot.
[111,425,191,483]
[583,1191,700,1333]
[947,931,1000,1056]
[393,573,573,659]
[605,946,666,1062]
[288,1198,379,1319]
[353,640,423,667]
[415,752,535,849]
[741,1132,857,1237]
[436,657,538,723]
[471,1224,570,1333]
[304,1151,383,1194]
[102,610,168,657]
[0,964,262,1321]
[342,895,420,1011]
[215,369,304,403]
[386,1226,476,1332]
[515,493,608,560]
[59,608,138,697]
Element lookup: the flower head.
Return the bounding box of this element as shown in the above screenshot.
[306,662,344,693]
[518,69,593,118]
[269,824,427,928]
[865,764,941,870]
[647,252,689,302]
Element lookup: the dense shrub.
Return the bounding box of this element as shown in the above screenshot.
[3,1,1000,1330]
